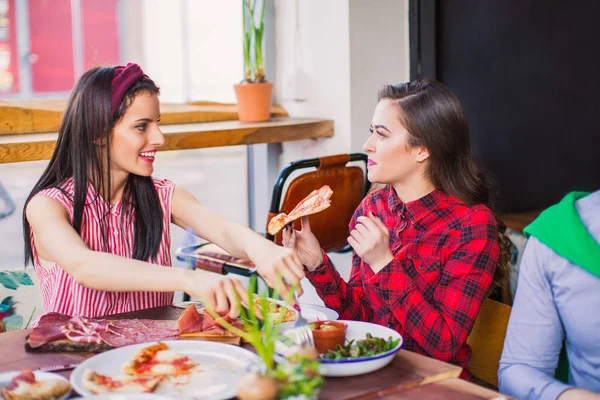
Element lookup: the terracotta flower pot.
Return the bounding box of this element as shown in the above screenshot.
[234,81,274,122]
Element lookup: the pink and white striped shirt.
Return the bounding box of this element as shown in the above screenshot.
[30,177,175,325]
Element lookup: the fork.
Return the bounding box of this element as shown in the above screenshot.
[276,324,315,356]
[292,291,309,328]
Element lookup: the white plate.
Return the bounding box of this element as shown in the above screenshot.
[0,370,71,399]
[70,341,263,400]
[273,301,338,332]
[298,303,339,322]
[279,320,402,377]
[70,394,175,400]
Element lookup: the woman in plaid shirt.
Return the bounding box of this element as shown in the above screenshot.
[283,79,511,377]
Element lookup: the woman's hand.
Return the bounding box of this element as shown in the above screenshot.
[184,273,250,319]
[348,213,393,273]
[282,216,324,272]
[250,244,306,299]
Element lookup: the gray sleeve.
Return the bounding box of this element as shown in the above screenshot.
[498,237,573,400]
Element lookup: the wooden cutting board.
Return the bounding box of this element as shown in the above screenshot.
[25,332,241,353]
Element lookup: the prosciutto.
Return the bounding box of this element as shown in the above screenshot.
[100,319,179,347]
[27,313,70,348]
[178,305,204,334]
[201,311,243,336]
[27,307,239,348]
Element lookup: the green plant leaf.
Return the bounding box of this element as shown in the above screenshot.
[9,271,33,286]
[0,272,18,290]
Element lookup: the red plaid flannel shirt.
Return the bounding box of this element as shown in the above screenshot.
[306,186,500,376]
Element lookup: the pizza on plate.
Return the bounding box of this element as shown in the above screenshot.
[254,298,297,323]
[2,370,71,400]
[267,185,333,235]
[81,369,162,394]
[122,342,198,377]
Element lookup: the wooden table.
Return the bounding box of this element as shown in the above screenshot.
[375,379,509,400]
[0,117,333,164]
[0,306,506,399]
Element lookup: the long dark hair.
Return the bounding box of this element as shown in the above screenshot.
[23,66,164,266]
[378,78,511,296]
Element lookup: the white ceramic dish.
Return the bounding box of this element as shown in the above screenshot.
[70,394,175,400]
[273,301,338,332]
[318,320,403,377]
[278,320,402,377]
[70,340,263,400]
[298,303,339,322]
[0,370,71,399]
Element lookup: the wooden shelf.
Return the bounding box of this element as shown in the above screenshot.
[0,100,289,135]
[0,117,334,164]
[499,211,541,233]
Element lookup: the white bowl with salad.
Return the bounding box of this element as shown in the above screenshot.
[315,320,403,377]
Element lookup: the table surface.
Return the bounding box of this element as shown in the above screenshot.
[0,305,507,399]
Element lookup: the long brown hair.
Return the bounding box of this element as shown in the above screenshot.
[23,66,164,266]
[378,78,511,297]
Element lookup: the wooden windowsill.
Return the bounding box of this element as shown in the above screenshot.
[0,117,334,164]
[0,100,289,135]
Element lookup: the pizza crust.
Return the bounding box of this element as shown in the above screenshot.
[81,369,161,394]
[2,378,71,400]
[267,185,333,235]
[123,343,197,377]
[254,299,297,322]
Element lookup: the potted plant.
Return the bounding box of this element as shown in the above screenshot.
[204,276,324,400]
[234,0,274,122]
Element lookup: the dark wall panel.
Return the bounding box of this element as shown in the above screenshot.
[437,0,599,212]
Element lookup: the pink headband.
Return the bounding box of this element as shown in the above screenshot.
[110,62,147,114]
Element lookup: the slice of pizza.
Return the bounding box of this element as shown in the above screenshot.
[2,369,71,400]
[254,298,297,323]
[82,369,162,394]
[267,185,334,235]
[123,342,198,377]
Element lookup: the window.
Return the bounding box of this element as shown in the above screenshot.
[0,1,250,271]
[0,0,243,102]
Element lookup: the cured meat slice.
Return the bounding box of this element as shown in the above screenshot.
[27,313,71,348]
[61,316,111,344]
[267,185,333,235]
[201,312,237,336]
[36,313,72,326]
[177,305,203,334]
[99,320,179,348]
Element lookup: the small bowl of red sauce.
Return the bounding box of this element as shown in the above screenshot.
[310,320,348,354]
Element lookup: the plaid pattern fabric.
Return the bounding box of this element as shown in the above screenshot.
[306,186,500,375]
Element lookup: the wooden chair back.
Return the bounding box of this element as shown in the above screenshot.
[466,299,512,387]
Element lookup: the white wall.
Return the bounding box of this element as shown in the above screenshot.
[349,0,410,153]
[275,0,352,165]
[185,0,242,103]
[140,0,186,103]
[275,0,410,166]
[133,0,242,104]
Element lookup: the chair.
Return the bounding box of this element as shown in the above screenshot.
[176,153,370,300]
[265,153,370,252]
[466,299,512,388]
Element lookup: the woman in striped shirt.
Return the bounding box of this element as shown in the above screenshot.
[22,63,304,323]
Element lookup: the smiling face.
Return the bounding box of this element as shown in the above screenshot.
[109,91,163,183]
[363,99,430,187]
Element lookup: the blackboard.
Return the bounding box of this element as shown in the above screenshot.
[435,0,599,212]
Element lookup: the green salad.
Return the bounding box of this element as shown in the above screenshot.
[321,333,401,360]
